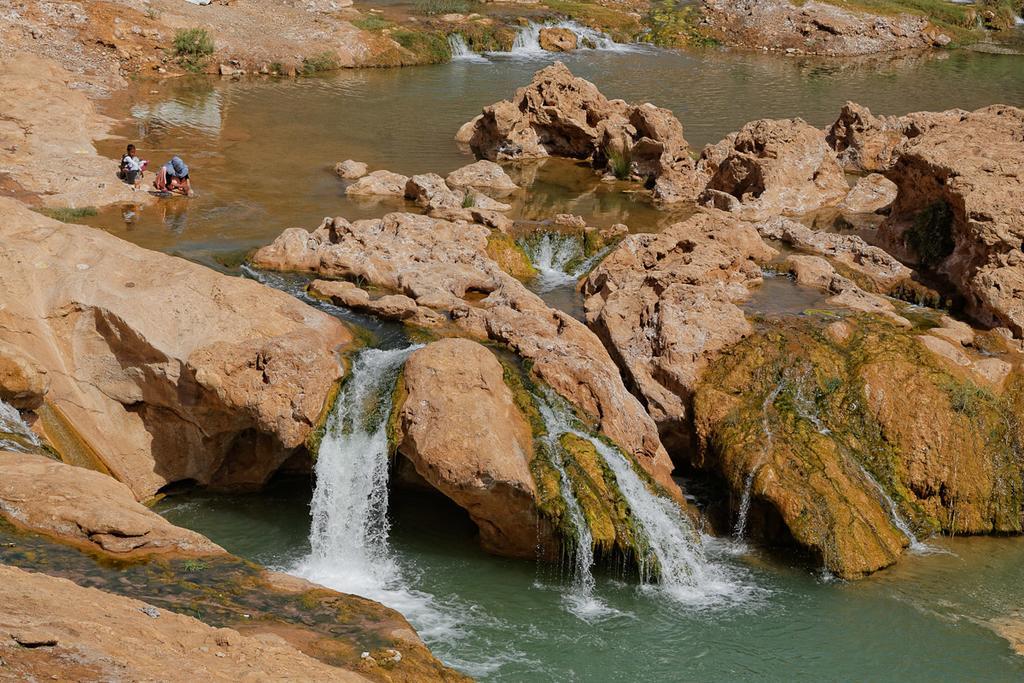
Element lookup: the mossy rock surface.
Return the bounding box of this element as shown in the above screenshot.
[487,231,538,282]
[695,314,1024,578]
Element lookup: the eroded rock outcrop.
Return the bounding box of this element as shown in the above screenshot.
[581,210,776,451]
[694,314,1023,579]
[346,170,410,197]
[0,201,351,499]
[876,105,1024,337]
[701,0,951,56]
[393,339,542,556]
[460,62,703,203]
[697,117,850,220]
[252,212,680,498]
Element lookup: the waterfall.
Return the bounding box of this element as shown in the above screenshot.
[852,460,926,551]
[0,399,42,454]
[538,391,742,605]
[448,33,488,62]
[505,21,635,57]
[733,382,785,540]
[519,233,585,292]
[292,345,422,602]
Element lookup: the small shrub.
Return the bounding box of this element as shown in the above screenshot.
[182,559,208,573]
[462,193,475,208]
[945,379,993,417]
[173,28,214,72]
[37,206,97,223]
[605,148,631,180]
[414,0,473,15]
[906,201,956,268]
[301,51,339,74]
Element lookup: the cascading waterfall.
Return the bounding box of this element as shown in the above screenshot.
[507,21,634,57]
[448,33,489,62]
[538,390,742,605]
[292,345,423,603]
[518,232,614,293]
[851,460,926,552]
[0,399,42,454]
[734,382,785,540]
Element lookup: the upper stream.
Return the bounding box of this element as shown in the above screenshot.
[83,38,1024,680]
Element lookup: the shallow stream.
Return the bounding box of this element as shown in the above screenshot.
[77,40,1024,679]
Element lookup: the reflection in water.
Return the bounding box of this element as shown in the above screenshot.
[86,47,1024,262]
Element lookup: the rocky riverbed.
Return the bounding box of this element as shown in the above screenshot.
[1,6,1024,678]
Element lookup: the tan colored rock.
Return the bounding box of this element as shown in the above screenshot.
[345,169,410,197]
[878,105,1024,338]
[539,27,578,52]
[582,210,775,450]
[972,357,1012,387]
[0,200,350,499]
[929,315,975,347]
[0,341,48,410]
[465,190,512,212]
[395,339,541,556]
[445,160,519,195]
[698,118,849,220]
[0,565,372,683]
[460,63,702,202]
[784,254,911,327]
[335,159,369,179]
[0,55,146,208]
[310,279,444,326]
[0,450,224,556]
[756,216,912,289]
[455,114,482,144]
[253,212,680,498]
[702,0,949,56]
[839,173,898,213]
[405,173,465,210]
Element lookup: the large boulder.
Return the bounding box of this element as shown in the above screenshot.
[701,0,950,56]
[581,210,776,452]
[539,27,578,52]
[0,450,224,557]
[460,62,703,202]
[697,117,850,220]
[252,212,680,500]
[345,169,410,197]
[445,160,519,195]
[877,105,1024,337]
[404,173,465,210]
[0,201,351,499]
[394,339,541,556]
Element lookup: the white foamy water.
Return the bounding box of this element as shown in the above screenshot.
[448,33,489,62]
[290,346,461,639]
[734,382,785,540]
[0,399,42,453]
[540,390,758,609]
[503,21,639,58]
[520,233,585,292]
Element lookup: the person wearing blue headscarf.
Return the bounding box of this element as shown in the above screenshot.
[154,155,194,196]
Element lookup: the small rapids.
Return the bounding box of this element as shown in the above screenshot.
[508,21,636,57]
[0,399,42,454]
[448,33,488,63]
[518,232,611,293]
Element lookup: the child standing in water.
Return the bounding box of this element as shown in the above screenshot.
[154,156,194,196]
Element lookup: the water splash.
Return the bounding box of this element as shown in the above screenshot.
[733,382,785,540]
[448,34,489,62]
[519,233,585,292]
[0,399,43,454]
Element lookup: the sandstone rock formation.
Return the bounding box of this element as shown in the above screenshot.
[0,200,351,499]
[252,212,680,498]
[839,173,898,214]
[782,255,911,327]
[539,27,578,52]
[0,341,49,410]
[0,450,224,557]
[405,173,466,210]
[445,160,519,195]
[694,314,1023,579]
[346,170,411,197]
[460,62,703,202]
[581,210,776,451]
[698,117,849,219]
[701,0,951,56]
[0,565,372,682]
[336,159,369,179]
[393,339,542,556]
[877,105,1024,338]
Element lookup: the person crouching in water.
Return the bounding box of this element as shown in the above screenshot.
[118,144,146,189]
[154,156,194,196]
